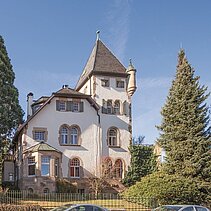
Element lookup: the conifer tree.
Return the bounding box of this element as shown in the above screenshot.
[0,35,23,185]
[123,143,157,186]
[157,49,211,182]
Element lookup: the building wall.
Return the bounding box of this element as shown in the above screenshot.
[79,75,131,173]
[22,97,100,179]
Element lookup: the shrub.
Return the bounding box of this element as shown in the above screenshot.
[56,178,77,193]
[123,171,209,206]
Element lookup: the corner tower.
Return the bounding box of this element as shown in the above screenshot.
[75,32,137,178]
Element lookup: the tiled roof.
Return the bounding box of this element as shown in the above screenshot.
[55,87,87,96]
[75,39,127,90]
[24,142,61,153]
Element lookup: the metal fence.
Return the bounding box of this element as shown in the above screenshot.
[0,191,158,210]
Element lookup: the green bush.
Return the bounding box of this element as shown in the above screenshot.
[123,171,210,206]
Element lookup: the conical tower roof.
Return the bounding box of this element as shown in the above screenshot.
[75,39,127,90]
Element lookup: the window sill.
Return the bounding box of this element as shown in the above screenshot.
[60,144,81,146]
[108,145,121,148]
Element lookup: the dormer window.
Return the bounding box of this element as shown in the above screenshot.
[56,100,84,112]
[59,101,66,111]
[101,79,109,87]
[72,102,79,112]
[116,80,124,88]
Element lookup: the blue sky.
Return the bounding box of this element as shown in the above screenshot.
[0,0,210,144]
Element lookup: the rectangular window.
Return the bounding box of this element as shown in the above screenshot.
[41,156,50,176]
[101,79,109,87]
[70,166,80,178]
[33,128,47,141]
[34,131,45,141]
[107,100,113,114]
[116,80,125,88]
[59,101,66,111]
[55,158,59,177]
[28,157,35,176]
[72,102,79,112]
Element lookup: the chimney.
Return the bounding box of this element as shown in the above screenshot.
[62,84,69,89]
[27,92,34,118]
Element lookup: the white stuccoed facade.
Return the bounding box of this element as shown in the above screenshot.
[13,36,137,193]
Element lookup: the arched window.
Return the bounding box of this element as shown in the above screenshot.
[70,158,80,178]
[114,100,120,114]
[103,158,113,178]
[108,127,119,146]
[114,159,123,179]
[28,188,33,193]
[70,127,78,145]
[61,127,68,144]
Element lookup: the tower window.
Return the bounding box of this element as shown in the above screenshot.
[107,127,120,147]
[107,100,113,114]
[101,79,109,87]
[116,80,125,88]
[114,100,120,115]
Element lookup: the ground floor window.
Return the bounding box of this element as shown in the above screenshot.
[114,159,123,179]
[70,158,80,178]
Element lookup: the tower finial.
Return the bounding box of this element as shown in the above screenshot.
[96,30,100,40]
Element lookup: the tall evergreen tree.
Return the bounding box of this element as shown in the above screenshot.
[157,49,211,182]
[0,35,23,185]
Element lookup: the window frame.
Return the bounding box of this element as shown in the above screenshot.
[70,158,80,178]
[107,100,113,114]
[61,126,69,145]
[41,156,50,176]
[116,80,125,88]
[70,127,78,145]
[101,79,109,87]
[28,157,36,176]
[114,159,123,179]
[107,127,120,147]
[54,158,59,177]
[114,100,120,115]
[59,101,66,111]
[33,127,48,142]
